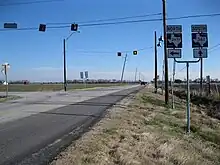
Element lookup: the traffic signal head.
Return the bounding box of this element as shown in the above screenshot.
[158,36,163,42]
[39,24,46,32]
[133,50,138,55]
[117,52,122,56]
[71,24,78,31]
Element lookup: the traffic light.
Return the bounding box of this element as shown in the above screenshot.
[71,24,78,31]
[117,52,122,56]
[39,24,46,32]
[133,50,138,55]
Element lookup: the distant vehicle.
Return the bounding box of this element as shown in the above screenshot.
[140,81,146,85]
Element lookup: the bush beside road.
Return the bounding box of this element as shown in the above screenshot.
[51,87,220,165]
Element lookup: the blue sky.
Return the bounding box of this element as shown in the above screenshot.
[0,0,220,81]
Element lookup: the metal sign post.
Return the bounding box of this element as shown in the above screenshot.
[167,25,183,109]
[1,63,10,97]
[191,24,208,95]
[174,58,200,133]
[85,71,89,88]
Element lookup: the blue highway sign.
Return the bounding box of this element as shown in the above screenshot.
[167,33,182,48]
[192,33,208,48]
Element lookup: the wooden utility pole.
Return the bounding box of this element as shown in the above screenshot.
[162,0,169,104]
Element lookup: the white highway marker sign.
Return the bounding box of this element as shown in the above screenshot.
[191,25,207,33]
[167,25,182,33]
[192,33,208,48]
[168,49,182,58]
[193,48,208,58]
[167,33,182,48]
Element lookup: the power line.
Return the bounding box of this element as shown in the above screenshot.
[168,13,220,21]
[209,43,220,53]
[0,0,63,6]
[74,46,153,54]
[46,13,162,25]
[1,13,220,31]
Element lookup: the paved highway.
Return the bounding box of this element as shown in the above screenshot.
[0,85,142,165]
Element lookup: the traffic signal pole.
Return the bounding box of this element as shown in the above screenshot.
[63,39,67,92]
[154,31,158,93]
[162,0,169,104]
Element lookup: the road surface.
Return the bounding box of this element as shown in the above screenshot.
[0,85,142,165]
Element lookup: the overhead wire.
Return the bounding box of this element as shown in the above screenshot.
[74,46,153,55]
[47,13,162,25]
[1,13,220,31]
[0,0,63,6]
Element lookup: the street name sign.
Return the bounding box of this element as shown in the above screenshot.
[192,33,208,48]
[168,49,182,58]
[193,48,208,58]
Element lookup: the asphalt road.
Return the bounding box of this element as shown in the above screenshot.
[0,85,142,165]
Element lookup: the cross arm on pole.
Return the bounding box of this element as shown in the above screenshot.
[174,58,200,64]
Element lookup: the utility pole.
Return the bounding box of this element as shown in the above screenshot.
[120,54,128,82]
[200,58,203,95]
[135,67,137,83]
[63,39,67,92]
[162,0,169,104]
[154,31,158,93]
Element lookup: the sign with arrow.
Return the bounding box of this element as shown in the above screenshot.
[167,33,182,48]
[192,33,208,48]
[193,48,208,58]
[168,49,182,58]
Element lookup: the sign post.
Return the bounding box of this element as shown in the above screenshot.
[85,71,89,88]
[1,63,10,97]
[167,25,183,109]
[191,24,208,95]
[174,58,200,133]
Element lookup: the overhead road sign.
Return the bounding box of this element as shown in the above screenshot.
[192,33,208,48]
[191,25,207,33]
[167,25,182,33]
[193,48,208,58]
[167,33,182,48]
[168,49,182,58]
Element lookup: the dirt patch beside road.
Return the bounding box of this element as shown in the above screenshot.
[51,87,220,165]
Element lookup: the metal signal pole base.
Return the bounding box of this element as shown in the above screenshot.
[174,58,200,133]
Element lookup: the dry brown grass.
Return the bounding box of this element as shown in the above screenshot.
[51,87,220,165]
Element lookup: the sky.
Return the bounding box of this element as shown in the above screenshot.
[0,0,220,82]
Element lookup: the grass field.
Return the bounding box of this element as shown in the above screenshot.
[0,83,126,92]
[52,87,220,165]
